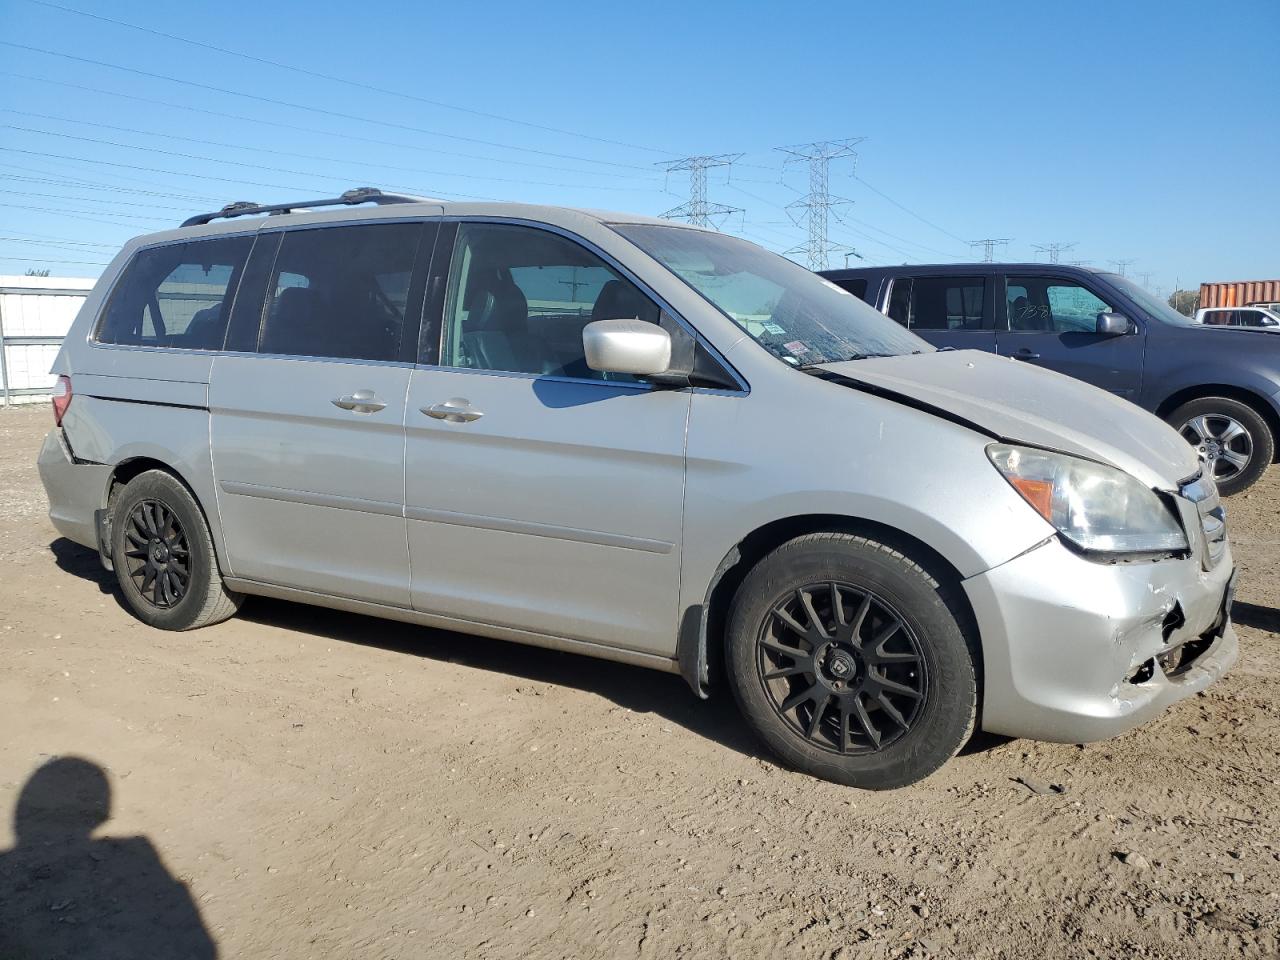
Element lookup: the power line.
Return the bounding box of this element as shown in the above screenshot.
[1033,241,1076,264]
[1110,258,1136,277]
[21,0,675,156]
[969,238,1011,262]
[1,72,664,183]
[3,115,665,194]
[658,155,743,228]
[852,174,970,245]
[777,138,865,270]
[0,42,659,173]
[0,255,110,267]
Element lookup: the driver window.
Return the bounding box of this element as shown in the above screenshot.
[442,222,660,380]
[256,223,423,361]
[1006,278,1113,333]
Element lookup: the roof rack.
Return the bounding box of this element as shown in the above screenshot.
[180,187,438,228]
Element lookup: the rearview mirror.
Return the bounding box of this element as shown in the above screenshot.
[583,319,672,376]
[1096,312,1133,336]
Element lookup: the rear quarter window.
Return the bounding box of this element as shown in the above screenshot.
[95,235,255,350]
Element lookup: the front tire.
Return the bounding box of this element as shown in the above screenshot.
[1168,396,1273,496]
[110,469,242,630]
[726,533,977,790]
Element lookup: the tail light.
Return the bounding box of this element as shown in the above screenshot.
[52,375,72,426]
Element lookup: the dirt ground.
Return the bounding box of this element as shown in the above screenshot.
[0,403,1277,960]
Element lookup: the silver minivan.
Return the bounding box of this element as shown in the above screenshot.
[38,189,1237,788]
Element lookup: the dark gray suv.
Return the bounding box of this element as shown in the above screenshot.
[821,263,1280,495]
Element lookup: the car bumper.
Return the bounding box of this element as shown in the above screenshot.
[964,537,1237,743]
[37,428,110,551]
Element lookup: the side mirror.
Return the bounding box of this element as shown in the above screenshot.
[1096,312,1133,336]
[583,319,672,376]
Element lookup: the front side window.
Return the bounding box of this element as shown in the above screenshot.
[442,222,659,380]
[1201,309,1237,325]
[96,235,254,349]
[614,224,928,365]
[256,223,423,362]
[1006,277,1113,333]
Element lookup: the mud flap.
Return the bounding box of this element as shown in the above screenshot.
[95,508,113,572]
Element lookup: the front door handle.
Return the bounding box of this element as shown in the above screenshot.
[1014,349,1041,361]
[332,389,387,413]
[422,397,483,423]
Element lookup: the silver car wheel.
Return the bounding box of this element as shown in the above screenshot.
[1180,413,1253,482]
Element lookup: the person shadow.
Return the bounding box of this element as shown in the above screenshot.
[0,756,217,960]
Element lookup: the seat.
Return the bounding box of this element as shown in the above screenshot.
[459,267,552,374]
[262,286,327,355]
[591,279,660,324]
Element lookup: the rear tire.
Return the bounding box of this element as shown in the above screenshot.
[1168,396,1273,496]
[110,469,242,630]
[725,533,977,790]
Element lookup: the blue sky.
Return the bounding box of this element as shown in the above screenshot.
[1,0,1276,296]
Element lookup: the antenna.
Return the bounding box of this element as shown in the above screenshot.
[657,154,744,229]
[776,138,866,270]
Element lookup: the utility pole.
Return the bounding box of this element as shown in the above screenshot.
[657,154,744,229]
[969,238,1011,262]
[1033,241,1076,264]
[1110,258,1136,277]
[1137,271,1155,290]
[776,138,866,270]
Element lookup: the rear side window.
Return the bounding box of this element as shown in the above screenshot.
[886,276,987,330]
[256,223,424,361]
[96,235,254,349]
[829,277,868,302]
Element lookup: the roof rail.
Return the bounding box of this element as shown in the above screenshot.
[180,187,439,228]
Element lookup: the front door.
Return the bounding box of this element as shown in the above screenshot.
[404,221,689,656]
[210,221,432,606]
[885,275,996,352]
[995,273,1144,399]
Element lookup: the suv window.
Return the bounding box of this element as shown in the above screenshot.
[1006,277,1112,333]
[442,222,659,380]
[829,277,868,302]
[96,235,254,350]
[256,223,424,361]
[886,276,987,330]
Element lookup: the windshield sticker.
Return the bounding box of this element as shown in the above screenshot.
[762,322,786,335]
[783,340,810,356]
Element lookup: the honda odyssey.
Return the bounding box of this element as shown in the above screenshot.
[38,189,1237,788]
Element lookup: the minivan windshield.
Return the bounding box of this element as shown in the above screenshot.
[612,223,931,365]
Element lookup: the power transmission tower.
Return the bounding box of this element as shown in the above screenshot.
[969,238,1011,262]
[1137,271,1155,289]
[776,138,866,270]
[1033,241,1076,264]
[657,154,743,228]
[1111,258,1136,277]
[1067,259,1093,266]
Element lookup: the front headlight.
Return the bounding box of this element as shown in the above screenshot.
[987,444,1188,554]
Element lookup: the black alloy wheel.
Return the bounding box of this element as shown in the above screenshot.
[122,499,191,609]
[757,582,927,755]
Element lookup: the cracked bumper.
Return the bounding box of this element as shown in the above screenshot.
[37,429,109,551]
[964,537,1237,743]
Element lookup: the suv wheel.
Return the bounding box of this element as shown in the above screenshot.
[725,533,977,790]
[1169,397,1273,496]
[110,470,242,630]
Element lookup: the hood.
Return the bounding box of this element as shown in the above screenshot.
[820,350,1199,491]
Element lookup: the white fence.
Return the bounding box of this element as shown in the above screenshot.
[0,275,95,406]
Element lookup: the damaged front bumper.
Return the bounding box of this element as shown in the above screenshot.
[964,536,1237,743]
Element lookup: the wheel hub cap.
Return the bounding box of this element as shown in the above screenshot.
[824,648,859,682]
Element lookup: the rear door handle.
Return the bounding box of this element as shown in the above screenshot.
[422,397,483,423]
[332,389,387,413]
[1014,349,1041,361]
